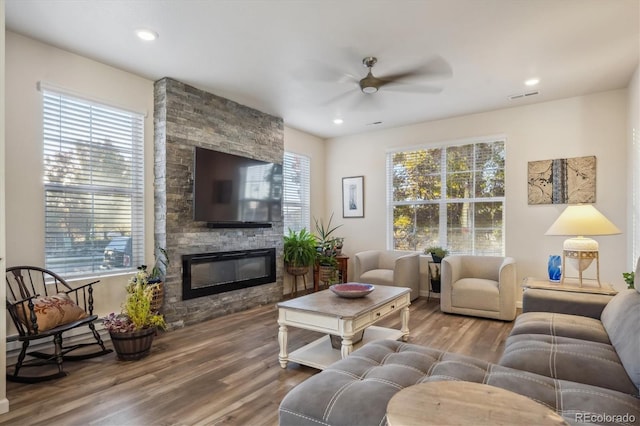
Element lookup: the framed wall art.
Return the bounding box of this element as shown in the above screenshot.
[528,155,596,205]
[342,176,364,218]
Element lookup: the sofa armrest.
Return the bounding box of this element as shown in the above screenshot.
[523,288,613,319]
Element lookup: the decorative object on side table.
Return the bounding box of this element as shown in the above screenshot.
[425,246,449,293]
[103,269,166,361]
[545,204,621,287]
[547,255,562,282]
[330,283,375,298]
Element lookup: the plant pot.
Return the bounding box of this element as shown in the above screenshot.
[149,281,164,313]
[287,265,309,276]
[109,327,156,361]
[318,265,336,283]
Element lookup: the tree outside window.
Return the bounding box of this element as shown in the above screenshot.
[389,139,505,255]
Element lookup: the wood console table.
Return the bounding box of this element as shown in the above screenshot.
[313,254,348,292]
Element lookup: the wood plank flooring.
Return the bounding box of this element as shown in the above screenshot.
[0,297,516,426]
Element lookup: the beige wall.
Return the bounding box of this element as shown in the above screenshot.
[5,31,155,316]
[1,0,9,415]
[4,32,329,306]
[282,126,326,294]
[628,65,640,267]
[325,90,629,291]
[4,31,635,302]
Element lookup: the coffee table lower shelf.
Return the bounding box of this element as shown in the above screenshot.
[288,326,403,370]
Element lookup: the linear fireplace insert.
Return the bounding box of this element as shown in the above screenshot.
[182,248,276,300]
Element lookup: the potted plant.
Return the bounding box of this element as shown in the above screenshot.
[104,269,166,361]
[314,214,342,285]
[283,228,317,275]
[425,246,449,293]
[137,247,169,312]
[622,271,635,289]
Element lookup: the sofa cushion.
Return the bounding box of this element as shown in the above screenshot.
[600,289,640,393]
[452,278,499,311]
[278,340,640,426]
[500,334,637,395]
[509,311,610,344]
[359,269,394,286]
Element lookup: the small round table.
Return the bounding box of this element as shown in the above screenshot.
[386,381,567,426]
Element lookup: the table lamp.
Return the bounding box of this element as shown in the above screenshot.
[545,204,620,287]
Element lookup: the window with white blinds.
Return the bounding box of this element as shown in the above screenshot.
[42,89,145,277]
[283,152,311,233]
[387,138,505,255]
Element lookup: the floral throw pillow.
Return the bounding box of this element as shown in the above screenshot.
[15,293,89,333]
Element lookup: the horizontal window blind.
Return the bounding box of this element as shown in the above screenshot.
[388,138,505,255]
[283,152,311,233]
[43,89,144,277]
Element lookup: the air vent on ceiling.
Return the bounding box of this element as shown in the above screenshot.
[508,90,540,100]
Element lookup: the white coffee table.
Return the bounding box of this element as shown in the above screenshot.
[277,284,411,370]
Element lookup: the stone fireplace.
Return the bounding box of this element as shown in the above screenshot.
[182,248,277,300]
[154,78,284,328]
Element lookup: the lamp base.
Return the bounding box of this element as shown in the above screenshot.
[561,237,600,287]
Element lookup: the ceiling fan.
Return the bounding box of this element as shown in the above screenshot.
[357,56,451,94]
[322,56,452,107]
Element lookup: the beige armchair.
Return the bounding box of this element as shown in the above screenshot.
[440,255,517,320]
[354,250,421,300]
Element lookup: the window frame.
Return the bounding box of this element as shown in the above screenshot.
[386,135,506,255]
[41,86,145,278]
[282,151,311,234]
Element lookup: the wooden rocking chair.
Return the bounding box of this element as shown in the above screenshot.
[6,266,112,383]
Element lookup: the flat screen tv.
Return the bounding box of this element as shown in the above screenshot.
[193,147,283,227]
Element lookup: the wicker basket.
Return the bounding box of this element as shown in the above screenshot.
[286,265,309,276]
[149,282,164,313]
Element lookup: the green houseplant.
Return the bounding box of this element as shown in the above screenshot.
[314,214,342,285]
[425,246,449,293]
[283,228,317,274]
[103,269,166,361]
[623,271,635,289]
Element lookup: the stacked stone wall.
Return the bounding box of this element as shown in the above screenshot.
[154,78,284,328]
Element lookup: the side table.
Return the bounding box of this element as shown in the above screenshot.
[386,381,567,425]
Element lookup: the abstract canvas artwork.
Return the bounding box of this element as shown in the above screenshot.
[527,155,596,205]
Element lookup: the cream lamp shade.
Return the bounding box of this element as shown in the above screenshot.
[545,204,621,285]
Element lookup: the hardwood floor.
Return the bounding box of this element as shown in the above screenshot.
[0,297,515,426]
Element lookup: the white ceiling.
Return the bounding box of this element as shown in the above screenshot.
[5,0,639,139]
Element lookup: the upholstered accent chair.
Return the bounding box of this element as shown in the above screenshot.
[440,255,517,320]
[354,250,420,301]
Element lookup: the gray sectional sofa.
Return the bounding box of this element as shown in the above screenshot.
[279,278,640,425]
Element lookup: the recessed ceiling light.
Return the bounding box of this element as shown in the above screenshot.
[525,78,540,86]
[135,29,159,41]
[333,118,344,125]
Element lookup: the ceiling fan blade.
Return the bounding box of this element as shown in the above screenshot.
[321,89,359,106]
[381,82,444,94]
[377,55,453,85]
